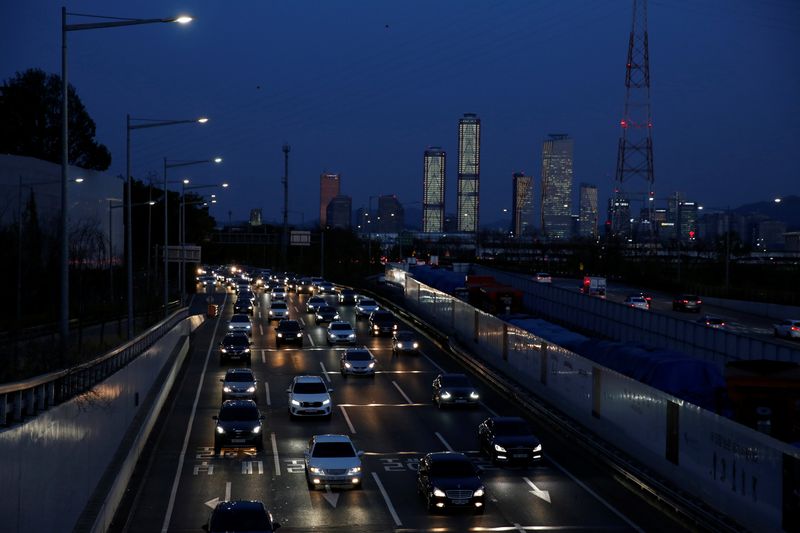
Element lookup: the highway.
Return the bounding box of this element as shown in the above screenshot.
[111,283,691,533]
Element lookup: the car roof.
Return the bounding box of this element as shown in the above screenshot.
[344,347,371,355]
[213,499,266,513]
[440,372,469,381]
[311,434,353,444]
[278,319,300,325]
[270,301,287,307]
[293,375,325,383]
[489,415,528,424]
[426,451,469,462]
[395,330,415,337]
[231,314,250,320]
[225,368,255,377]
[221,399,258,408]
[329,321,352,327]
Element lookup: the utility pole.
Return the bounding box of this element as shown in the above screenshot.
[282,143,290,269]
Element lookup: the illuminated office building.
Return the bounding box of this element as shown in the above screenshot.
[319,172,340,228]
[423,147,446,233]
[511,172,534,236]
[457,113,480,233]
[540,134,573,239]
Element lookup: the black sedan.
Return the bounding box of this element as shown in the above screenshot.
[417,452,485,514]
[368,310,398,336]
[212,400,264,455]
[337,288,357,304]
[275,319,304,347]
[672,294,702,312]
[206,500,281,533]
[432,373,480,408]
[219,332,252,365]
[392,330,420,355]
[314,305,340,325]
[233,299,254,315]
[478,416,542,464]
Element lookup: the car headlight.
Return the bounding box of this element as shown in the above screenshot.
[346,466,361,475]
[474,487,485,497]
[252,426,261,434]
[393,324,398,330]
[413,342,419,348]
[494,444,506,453]
[533,444,542,452]
[228,325,233,329]
[291,399,300,406]
[373,325,379,330]
[344,362,352,368]
[221,348,227,353]
[334,314,340,319]
[440,391,451,399]
[433,488,446,497]
[470,391,480,400]
[296,332,303,337]
[223,386,232,393]
[322,398,331,406]
[368,362,375,368]
[277,333,283,337]
[244,348,250,353]
[247,386,256,393]
[216,426,225,434]
[269,310,274,315]
[348,333,356,338]
[308,466,323,474]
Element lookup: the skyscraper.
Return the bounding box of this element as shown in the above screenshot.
[607,196,631,238]
[326,195,352,230]
[511,172,534,237]
[540,134,574,240]
[457,113,480,233]
[578,183,598,239]
[678,201,698,242]
[319,172,340,228]
[377,195,403,233]
[423,147,446,233]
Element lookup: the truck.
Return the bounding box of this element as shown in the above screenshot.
[580,276,607,298]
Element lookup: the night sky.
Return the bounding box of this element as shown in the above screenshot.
[2,0,798,227]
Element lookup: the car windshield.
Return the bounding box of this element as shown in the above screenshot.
[441,375,471,387]
[226,373,254,382]
[209,507,270,530]
[312,442,355,457]
[218,405,259,421]
[309,297,325,303]
[278,322,301,332]
[231,316,249,323]
[345,351,372,361]
[271,303,287,309]
[223,336,249,347]
[395,332,414,341]
[372,312,392,320]
[330,323,351,331]
[494,420,533,436]
[360,300,377,307]
[319,306,336,313]
[430,459,476,477]
[293,381,327,394]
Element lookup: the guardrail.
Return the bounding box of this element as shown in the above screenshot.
[0,308,188,426]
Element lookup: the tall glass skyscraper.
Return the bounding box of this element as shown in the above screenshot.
[319,172,340,228]
[457,113,480,233]
[326,195,351,230]
[540,134,573,240]
[511,172,534,237]
[578,183,598,239]
[423,147,446,233]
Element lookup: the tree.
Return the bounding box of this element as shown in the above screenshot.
[0,68,111,170]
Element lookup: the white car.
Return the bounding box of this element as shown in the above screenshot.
[327,321,357,345]
[304,434,363,489]
[624,295,649,310]
[339,347,376,377]
[354,298,380,319]
[287,375,332,419]
[227,314,252,335]
[271,287,287,301]
[534,272,552,283]
[773,319,800,339]
[220,368,257,401]
[268,301,289,321]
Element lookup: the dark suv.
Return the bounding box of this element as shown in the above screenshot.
[417,452,485,514]
[275,319,304,347]
[673,294,702,312]
[206,500,281,533]
[368,310,397,336]
[212,400,264,454]
[219,333,252,365]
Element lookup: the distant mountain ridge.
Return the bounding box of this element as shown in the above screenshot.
[733,195,800,231]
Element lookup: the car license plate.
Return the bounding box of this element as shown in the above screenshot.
[455,399,466,403]
[231,439,245,444]
[451,499,468,505]
[513,453,527,458]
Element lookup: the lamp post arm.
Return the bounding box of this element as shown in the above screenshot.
[129,119,201,130]
[65,16,182,32]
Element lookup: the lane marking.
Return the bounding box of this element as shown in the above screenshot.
[420,350,444,372]
[264,382,271,406]
[523,476,551,503]
[299,317,306,326]
[481,402,499,417]
[392,380,412,404]
[338,403,428,407]
[372,472,402,527]
[261,351,266,364]
[161,293,226,533]
[320,362,331,382]
[340,405,356,434]
[259,324,264,336]
[271,433,281,475]
[547,455,644,532]
[435,432,453,452]
[307,333,315,346]
[225,481,231,501]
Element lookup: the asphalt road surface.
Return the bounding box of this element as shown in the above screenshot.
[112,283,692,533]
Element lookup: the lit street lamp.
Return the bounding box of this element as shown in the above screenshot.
[60,8,191,357]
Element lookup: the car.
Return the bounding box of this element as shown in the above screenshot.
[240,290,257,306]
[432,373,480,408]
[221,368,258,401]
[304,434,363,490]
[198,274,216,287]
[337,288,357,304]
[219,332,253,364]
[268,301,289,321]
[296,278,314,294]
[275,319,304,347]
[205,500,281,533]
[287,375,333,419]
[270,287,287,301]
[478,416,542,464]
[624,295,649,310]
[417,452,485,514]
[310,277,325,291]
[212,400,264,454]
[673,294,702,312]
[227,314,252,335]
[306,296,326,313]
[392,330,420,355]
[368,310,397,336]
[327,321,357,345]
[355,298,380,319]
[318,281,336,294]
[534,272,552,283]
[315,305,340,325]
[340,347,376,377]
[233,299,254,315]
[696,314,726,329]
[773,319,800,339]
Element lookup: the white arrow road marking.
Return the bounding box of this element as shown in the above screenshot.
[204,497,219,510]
[372,472,402,526]
[435,432,453,452]
[523,477,551,503]
[322,485,340,507]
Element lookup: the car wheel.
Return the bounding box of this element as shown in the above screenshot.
[306,474,315,490]
[474,506,485,515]
[425,493,435,513]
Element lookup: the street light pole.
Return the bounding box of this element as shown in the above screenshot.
[125,114,133,338]
[282,143,290,269]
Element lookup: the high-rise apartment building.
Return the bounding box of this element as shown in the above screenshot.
[326,195,351,230]
[578,183,598,239]
[457,113,480,233]
[540,134,573,240]
[319,172,340,228]
[511,172,534,237]
[678,201,698,242]
[377,195,404,233]
[423,147,446,233]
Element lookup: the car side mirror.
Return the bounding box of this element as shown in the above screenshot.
[212,416,218,420]
[286,388,291,393]
[328,388,334,393]
[219,378,224,382]
[357,450,364,457]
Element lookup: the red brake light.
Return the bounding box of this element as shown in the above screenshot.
[697,300,702,304]
[682,300,688,304]
[792,326,799,332]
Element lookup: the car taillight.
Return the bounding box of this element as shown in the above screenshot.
[792,326,799,331]
[682,300,688,304]
[697,300,702,304]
